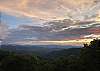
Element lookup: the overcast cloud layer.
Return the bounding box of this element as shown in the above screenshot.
[0,0,100,45]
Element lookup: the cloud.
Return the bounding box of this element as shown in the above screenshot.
[0,23,9,39]
[10,39,94,46]
[84,34,100,38]
[0,0,100,20]
[0,0,100,45]
[2,18,100,44]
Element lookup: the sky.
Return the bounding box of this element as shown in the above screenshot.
[0,0,100,46]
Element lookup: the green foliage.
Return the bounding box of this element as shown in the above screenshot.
[80,39,100,71]
[0,39,100,71]
[0,54,40,71]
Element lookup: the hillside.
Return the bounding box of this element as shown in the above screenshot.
[45,48,81,59]
[0,45,80,57]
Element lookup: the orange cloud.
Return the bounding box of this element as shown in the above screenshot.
[0,0,99,20]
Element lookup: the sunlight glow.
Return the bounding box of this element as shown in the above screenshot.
[14,39,93,46]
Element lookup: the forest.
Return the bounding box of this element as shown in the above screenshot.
[0,39,100,71]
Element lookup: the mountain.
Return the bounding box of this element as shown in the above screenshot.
[0,45,81,56]
[45,48,81,59]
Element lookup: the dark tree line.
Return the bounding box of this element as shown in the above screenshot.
[80,39,100,71]
[0,39,100,71]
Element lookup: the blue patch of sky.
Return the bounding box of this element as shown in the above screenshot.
[1,12,33,28]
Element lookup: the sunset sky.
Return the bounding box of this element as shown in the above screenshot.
[0,0,100,46]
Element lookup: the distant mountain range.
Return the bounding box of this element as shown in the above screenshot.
[0,45,81,57]
[45,48,81,59]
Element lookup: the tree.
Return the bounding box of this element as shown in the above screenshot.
[0,54,40,71]
[80,39,100,71]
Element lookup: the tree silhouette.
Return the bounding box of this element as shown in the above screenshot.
[80,39,100,71]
